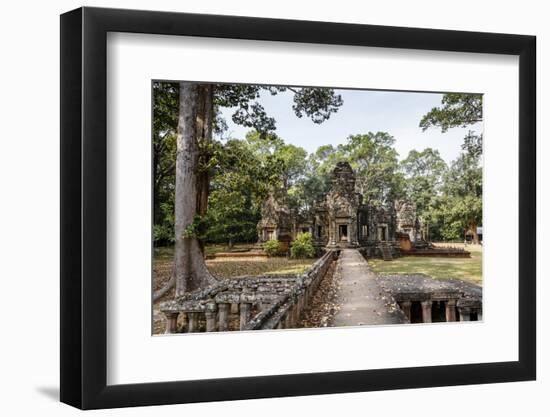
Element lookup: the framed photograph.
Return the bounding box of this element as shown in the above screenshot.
[60,6,536,409]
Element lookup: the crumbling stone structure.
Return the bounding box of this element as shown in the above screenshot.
[159,251,481,333]
[256,194,292,243]
[376,274,482,323]
[317,162,362,248]
[257,162,415,258]
[395,200,420,242]
[160,250,338,333]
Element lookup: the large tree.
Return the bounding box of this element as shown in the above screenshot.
[420,93,482,130]
[309,132,404,207]
[420,93,483,158]
[400,148,447,240]
[203,141,262,247]
[344,132,404,205]
[419,93,483,243]
[152,82,178,244]
[438,154,482,242]
[172,83,343,296]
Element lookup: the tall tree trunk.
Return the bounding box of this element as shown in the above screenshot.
[174,83,216,297]
[152,144,162,226]
[468,221,479,245]
[195,84,213,254]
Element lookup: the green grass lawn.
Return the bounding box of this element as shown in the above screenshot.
[205,257,314,277]
[154,245,314,279]
[152,245,314,334]
[368,243,482,285]
[154,242,257,260]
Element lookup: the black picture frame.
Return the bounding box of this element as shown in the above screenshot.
[60,6,536,410]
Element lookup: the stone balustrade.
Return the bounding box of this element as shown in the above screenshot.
[377,274,482,323]
[457,298,483,321]
[159,250,338,334]
[394,292,462,323]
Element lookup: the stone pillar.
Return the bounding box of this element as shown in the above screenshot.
[163,312,179,334]
[285,310,293,328]
[445,299,457,322]
[349,215,358,246]
[187,312,199,333]
[180,312,188,331]
[297,295,304,319]
[458,307,471,321]
[401,301,412,321]
[239,303,251,330]
[294,301,301,326]
[218,303,229,331]
[205,302,218,332]
[421,300,432,323]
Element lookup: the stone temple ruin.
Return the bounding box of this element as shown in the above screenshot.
[160,251,338,333]
[158,162,480,334]
[159,249,482,334]
[257,161,468,260]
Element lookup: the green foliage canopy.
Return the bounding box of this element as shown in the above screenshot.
[153,84,484,247]
[419,93,483,241]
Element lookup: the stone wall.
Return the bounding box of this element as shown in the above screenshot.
[376,274,482,323]
[159,250,339,333]
[359,242,401,259]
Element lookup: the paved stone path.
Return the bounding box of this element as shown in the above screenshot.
[332,249,407,327]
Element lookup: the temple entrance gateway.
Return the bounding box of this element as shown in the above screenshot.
[377,225,388,241]
[257,161,424,256]
[339,224,348,242]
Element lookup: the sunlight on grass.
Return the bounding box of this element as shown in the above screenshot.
[206,257,314,278]
[153,246,314,278]
[368,244,482,285]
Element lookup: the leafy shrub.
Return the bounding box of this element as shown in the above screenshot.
[290,232,315,258]
[153,224,174,246]
[263,239,281,257]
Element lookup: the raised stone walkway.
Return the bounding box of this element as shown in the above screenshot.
[332,249,407,327]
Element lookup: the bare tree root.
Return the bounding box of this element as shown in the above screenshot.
[153,267,175,302]
[153,256,218,302]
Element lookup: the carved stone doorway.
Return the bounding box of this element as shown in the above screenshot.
[339,224,348,242]
[377,225,388,241]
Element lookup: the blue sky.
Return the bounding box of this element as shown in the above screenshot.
[216,88,482,164]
